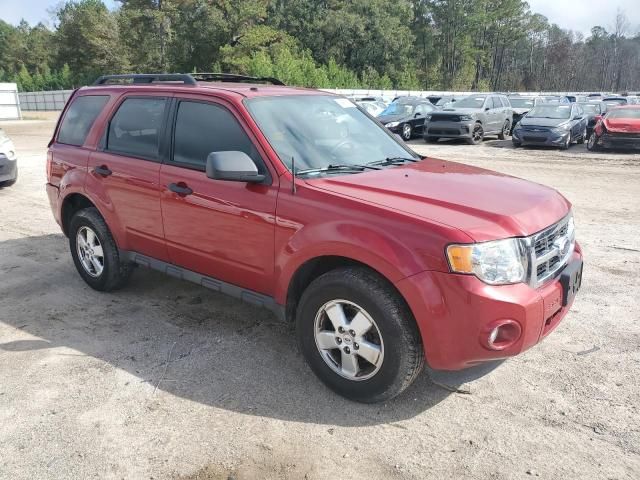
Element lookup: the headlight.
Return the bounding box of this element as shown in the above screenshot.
[552,123,571,133]
[446,238,528,285]
[459,115,473,121]
[386,121,400,127]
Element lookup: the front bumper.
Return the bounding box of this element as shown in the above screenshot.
[512,128,569,147]
[0,154,17,183]
[395,245,583,370]
[385,124,404,134]
[424,120,474,139]
[599,132,640,149]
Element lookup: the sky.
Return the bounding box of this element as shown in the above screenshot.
[0,0,639,37]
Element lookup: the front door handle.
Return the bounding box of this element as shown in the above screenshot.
[168,182,193,196]
[93,165,112,177]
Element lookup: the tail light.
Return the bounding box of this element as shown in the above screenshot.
[46,150,53,180]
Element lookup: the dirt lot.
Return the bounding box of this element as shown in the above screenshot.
[0,115,639,480]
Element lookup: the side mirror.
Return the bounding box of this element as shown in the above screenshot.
[414,112,422,118]
[206,151,265,183]
[573,115,582,120]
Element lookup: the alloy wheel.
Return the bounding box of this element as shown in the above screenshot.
[76,226,104,277]
[314,299,384,381]
[402,123,412,140]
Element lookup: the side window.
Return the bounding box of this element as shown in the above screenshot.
[172,101,265,173]
[106,97,167,160]
[501,97,510,108]
[58,95,109,146]
[415,104,426,115]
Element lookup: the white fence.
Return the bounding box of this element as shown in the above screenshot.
[0,83,21,120]
[18,90,74,111]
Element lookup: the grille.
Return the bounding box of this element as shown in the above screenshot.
[529,215,574,287]
[523,136,547,142]
[428,128,460,135]
[430,114,461,122]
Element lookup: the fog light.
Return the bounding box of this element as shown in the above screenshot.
[482,320,522,351]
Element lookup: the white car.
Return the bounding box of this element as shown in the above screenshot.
[356,100,385,117]
[0,128,17,187]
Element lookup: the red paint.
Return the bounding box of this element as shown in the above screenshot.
[46,81,583,370]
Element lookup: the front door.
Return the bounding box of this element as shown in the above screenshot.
[159,98,278,295]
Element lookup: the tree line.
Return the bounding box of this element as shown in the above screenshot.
[0,0,638,92]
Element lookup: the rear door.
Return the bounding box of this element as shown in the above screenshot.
[87,94,170,261]
[159,97,278,295]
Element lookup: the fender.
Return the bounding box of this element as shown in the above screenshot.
[273,219,432,305]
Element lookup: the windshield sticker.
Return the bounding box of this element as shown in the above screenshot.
[335,98,356,108]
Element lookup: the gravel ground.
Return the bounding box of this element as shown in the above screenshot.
[0,115,639,480]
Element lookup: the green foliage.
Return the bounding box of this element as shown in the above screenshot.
[0,0,638,92]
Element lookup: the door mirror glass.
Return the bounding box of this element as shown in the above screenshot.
[206,151,266,183]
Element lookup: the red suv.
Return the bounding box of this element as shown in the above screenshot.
[46,73,583,403]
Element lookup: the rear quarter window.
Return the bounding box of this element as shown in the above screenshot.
[57,95,110,146]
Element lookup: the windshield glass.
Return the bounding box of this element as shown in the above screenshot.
[509,98,535,108]
[245,95,417,173]
[607,108,640,119]
[527,105,572,119]
[380,102,414,116]
[582,104,601,114]
[452,96,486,108]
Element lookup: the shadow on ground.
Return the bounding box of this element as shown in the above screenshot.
[0,234,501,427]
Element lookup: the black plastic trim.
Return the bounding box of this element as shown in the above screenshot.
[93,74,197,86]
[120,250,286,321]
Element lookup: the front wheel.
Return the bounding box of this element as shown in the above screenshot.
[560,133,571,150]
[587,132,600,151]
[296,267,424,403]
[466,123,484,145]
[401,123,412,141]
[69,207,134,291]
[498,120,511,140]
[577,127,587,144]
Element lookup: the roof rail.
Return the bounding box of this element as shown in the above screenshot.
[190,73,286,86]
[92,74,197,86]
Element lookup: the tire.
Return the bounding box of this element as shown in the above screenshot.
[498,120,511,140]
[0,170,17,187]
[587,132,600,151]
[512,139,522,148]
[425,136,439,143]
[560,133,571,150]
[296,267,424,403]
[69,207,133,291]
[401,123,412,141]
[577,127,587,144]
[466,123,484,145]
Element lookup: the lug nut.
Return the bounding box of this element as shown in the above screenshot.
[338,327,345,333]
[354,342,359,350]
[349,329,356,337]
[336,337,342,344]
[343,346,351,354]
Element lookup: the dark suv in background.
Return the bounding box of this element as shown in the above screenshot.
[423,94,513,144]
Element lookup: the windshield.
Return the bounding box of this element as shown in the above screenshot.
[452,96,487,109]
[527,105,572,119]
[509,98,535,108]
[582,104,601,114]
[607,108,640,119]
[245,95,418,174]
[380,102,414,116]
[604,98,626,106]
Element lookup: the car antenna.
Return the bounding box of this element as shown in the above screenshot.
[291,156,297,195]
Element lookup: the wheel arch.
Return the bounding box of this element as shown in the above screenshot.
[60,192,98,236]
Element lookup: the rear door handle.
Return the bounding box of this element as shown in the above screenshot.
[168,182,193,196]
[93,165,112,177]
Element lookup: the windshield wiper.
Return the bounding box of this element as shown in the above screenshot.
[295,163,380,177]
[367,156,419,167]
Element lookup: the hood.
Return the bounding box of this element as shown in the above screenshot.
[437,107,481,115]
[519,116,569,128]
[378,113,410,124]
[603,117,640,133]
[307,159,570,242]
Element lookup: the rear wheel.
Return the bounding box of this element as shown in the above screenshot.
[69,207,133,291]
[296,267,424,403]
[577,127,587,144]
[401,123,412,141]
[498,120,511,140]
[587,132,600,151]
[466,123,484,145]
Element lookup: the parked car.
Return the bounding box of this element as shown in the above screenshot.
[378,97,437,140]
[508,96,544,133]
[0,128,18,187]
[542,95,571,104]
[512,103,587,149]
[433,95,464,108]
[46,73,583,403]
[602,96,630,108]
[356,100,385,117]
[423,94,513,145]
[581,102,607,139]
[587,105,640,151]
